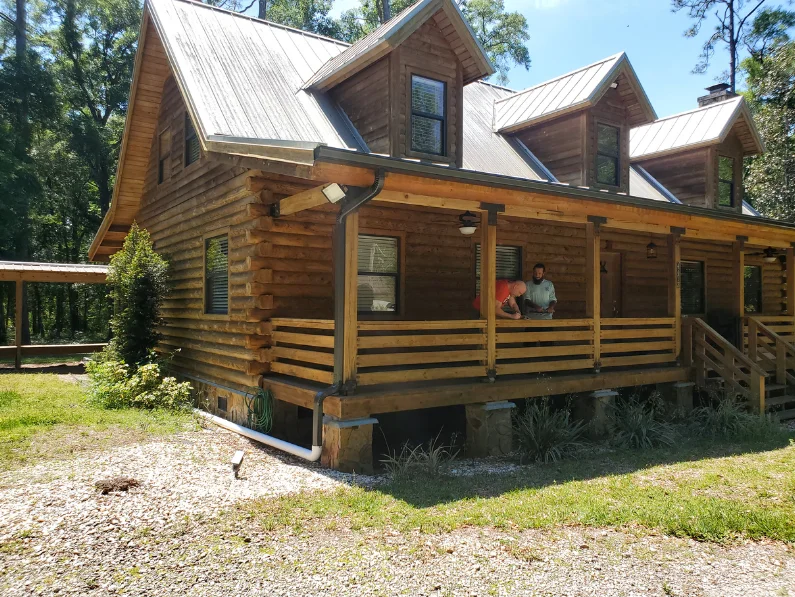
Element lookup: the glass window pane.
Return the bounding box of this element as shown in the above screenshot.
[411,115,443,155]
[597,124,619,156]
[596,155,619,186]
[744,265,762,313]
[358,235,398,273]
[358,276,396,312]
[719,156,734,181]
[475,244,521,293]
[718,181,733,206]
[680,261,704,315]
[205,235,228,315]
[411,76,444,116]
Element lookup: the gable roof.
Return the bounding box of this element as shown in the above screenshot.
[630,96,764,161]
[493,52,656,133]
[303,0,494,92]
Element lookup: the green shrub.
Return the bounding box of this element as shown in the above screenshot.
[608,395,675,450]
[513,398,586,463]
[694,393,785,441]
[107,223,169,367]
[380,432,460,480]
[86,351,192,410]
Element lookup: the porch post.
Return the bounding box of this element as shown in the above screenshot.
[15,280,22,370]
[332,212,359,391]
[732,236,746,347]
[668,228,683,361]
[480,207,498,380]
[586,217,603,372]
[787,246,795,316]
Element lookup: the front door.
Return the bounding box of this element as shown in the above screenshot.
[600,252,622,318]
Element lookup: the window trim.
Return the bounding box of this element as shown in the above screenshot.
[357,228,406,319]
[406,70,451,162]
[680,259,706,316]
[158,126,171,185]
[717,154,735,208]
[184,112,201,168]
[595,121,621,188]
[472,242,523,297]
[202,228,230,320]
[744,264,763,314]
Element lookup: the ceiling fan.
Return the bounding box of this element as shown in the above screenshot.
[746,247,784,263]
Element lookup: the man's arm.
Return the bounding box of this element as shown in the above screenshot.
[547,283,558,313]
[497,300,521,319]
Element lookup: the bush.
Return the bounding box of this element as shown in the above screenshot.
[107,223,169,367]
[694,393,784,441]
[86,351,192,410]
[513,398,586,463]
[380,432,460,480]
[608,394,675,450]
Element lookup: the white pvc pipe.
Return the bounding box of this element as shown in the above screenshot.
[194,409,322,462]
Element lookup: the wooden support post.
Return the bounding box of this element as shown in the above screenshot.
[681,318,693,368]
[787,246,795,317]
[695,326,706,387]
[275,184,334,217]
[668,230,682,361]
[585,218,602,372]
[776,340,786,385]
[480,211,497,381]
[751,369,765,414]
[332,212,359,392]
[14,280,22,370]
[732,237,746,348]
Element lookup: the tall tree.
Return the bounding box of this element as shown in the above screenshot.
[671,0,791,92]
[48,0,139,216]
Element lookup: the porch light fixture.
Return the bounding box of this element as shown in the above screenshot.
[763,247,778,263]
[646,241,658,259]
[458,211,478,235]
[322,183,346,204]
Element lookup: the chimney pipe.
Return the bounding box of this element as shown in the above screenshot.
[697,83,736,107]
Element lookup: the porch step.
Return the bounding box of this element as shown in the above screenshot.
[774,408,795,421]
[764,395,795,408]
[764,383,788,394]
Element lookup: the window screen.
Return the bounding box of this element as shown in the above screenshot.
[158,128,171,184]
[475,244,522,294]
[718,156,734,207]
[185,113,200,166]
[744,265,762,313]
[358,235,399,313]
[596,123,620,186]
[680,260,705,315]
[410,75,446,156]
[205,235,228,315]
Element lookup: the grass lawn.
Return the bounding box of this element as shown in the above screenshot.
[246,433,795,544]
[0,373,197,470]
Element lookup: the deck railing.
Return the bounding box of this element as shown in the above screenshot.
[494,319,594,375]
[357,320,487,385]
[600,318,678,369]
[746,316,795,388]
[270,318,335,384]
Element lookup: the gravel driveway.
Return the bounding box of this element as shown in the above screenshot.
[1,422,793,596]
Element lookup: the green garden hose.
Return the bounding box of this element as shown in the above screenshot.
[245,387,273,434]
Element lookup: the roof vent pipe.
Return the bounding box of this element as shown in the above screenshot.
[697,83,736,107]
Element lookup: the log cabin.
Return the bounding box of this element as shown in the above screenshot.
[89,0,795,471]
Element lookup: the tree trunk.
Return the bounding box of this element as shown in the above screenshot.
[382,0,391,22]
[729,0,736,93]
[0,285,6,345]
[21,285,30,344]
[97,158,112,216]
[68,283,79,339]
[258,0,266,19]
[54,285,64,339]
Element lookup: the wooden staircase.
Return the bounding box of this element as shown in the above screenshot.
[746,317,795,420]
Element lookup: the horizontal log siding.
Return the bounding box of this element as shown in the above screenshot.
[331,57,390,154]
[136,75,265,391]
[516,112,584,186]
[636,149,708,208]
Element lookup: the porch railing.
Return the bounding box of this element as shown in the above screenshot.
[270,318,334,385]
[357,320,487,385]
[600,318,678,368]
[494,319,594,375]
[746,316,795,388]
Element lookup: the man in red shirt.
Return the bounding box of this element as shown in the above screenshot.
[473,279,526,319]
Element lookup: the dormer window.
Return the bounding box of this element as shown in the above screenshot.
[410,75,446,156]
[718,156,735,207]
[596,123,620,186]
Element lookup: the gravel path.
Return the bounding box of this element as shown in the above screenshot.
[1,423,793,596]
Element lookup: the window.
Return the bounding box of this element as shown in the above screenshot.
[185,113,200,167]
[475,244,522,294]
[410,75,446,156]
[158,128,171,184]
[744,265,762,313]
[358,235,399,313]
[718,156,735,207]
[204,235,228,315]
[680,260,705,315]
[596,123,621,186]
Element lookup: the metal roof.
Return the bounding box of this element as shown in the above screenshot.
[629,166,682,204]
[493,52,656,133]
[630,96,764,160]
[743,201,761,217]
[302,0,493,91]
[148,0,361,154]
[0,261,108,283]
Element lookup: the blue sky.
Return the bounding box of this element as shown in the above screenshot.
[318,0,753,118]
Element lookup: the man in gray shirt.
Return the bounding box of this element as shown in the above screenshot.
[523,263,557,320]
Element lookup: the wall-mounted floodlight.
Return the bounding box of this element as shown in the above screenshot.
[322,183,346,204]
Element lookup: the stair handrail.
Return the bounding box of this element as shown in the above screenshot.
[684,317,766,413]
[747,316,795,387]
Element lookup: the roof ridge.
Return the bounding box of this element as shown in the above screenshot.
[631,95,743,132]
[160,0,351,47]
[494,51,625,106]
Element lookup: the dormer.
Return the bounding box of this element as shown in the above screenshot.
[303,0,494,167]
[630,86,765,213]
[492,53,656,193]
